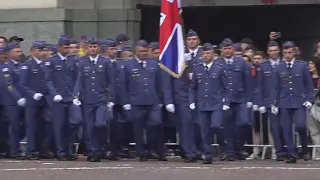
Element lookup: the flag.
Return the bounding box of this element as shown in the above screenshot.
[159,0,185,78]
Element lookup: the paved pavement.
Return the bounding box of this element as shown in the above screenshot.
[1,157,320,180]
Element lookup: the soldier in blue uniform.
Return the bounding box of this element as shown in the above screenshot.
[257,41,287,161]
[4,42,26,159]
[215,38,252,161]
[272,41,314,163]
[233,43,243,58]
[19,41,51,159]
[45,35,82,161]
[123,40,173,161]
[119,45,134,60]
[73,37,114,162]
[148,42,161,60]
[189,43,230,164]
[115,34,130,58]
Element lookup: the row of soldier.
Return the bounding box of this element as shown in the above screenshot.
[0,30,314,164]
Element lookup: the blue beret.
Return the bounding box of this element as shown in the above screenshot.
[115,34,130,43]
[46,44,58,53]
[105,39,117,48]
[58,35,70,45]
[87,37,99,44]
[0,47,7,54]
[31,41,46,49]
[282,41,295,49]
[148,42,159,50]
[121,45,133,52]
[233,43,242,52]
[136,40,148,48]
[268,41,279,47]
[7,42,20,51]
[70,39,79,44]
[221,38,234,48]
[187,29,198,37]
[202,42,213,51]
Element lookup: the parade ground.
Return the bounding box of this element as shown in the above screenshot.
[1,157,320,180]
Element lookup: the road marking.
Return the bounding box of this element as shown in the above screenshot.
[222,166,320,170]
[0,167,134,172]
[42,163,55,165]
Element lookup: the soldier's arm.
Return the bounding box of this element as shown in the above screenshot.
[271,68,280,106]
[303,63,315,103]
[2,67,23,101]
[122,63,130,105]
[244,62,252,102]
[19,63,36,97]
[73,62,83,100]
[106,60,115,103]
[221,67,230,107]
[45,59,59,96]
[160,68,173,105]
[188,68,197,104]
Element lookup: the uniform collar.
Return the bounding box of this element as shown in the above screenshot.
[57,53,66,60]
[189,48,199,56]
[135,56,146,64]
[224,57,234,64]
[89,55,99,63]
[203,61,213,69]
[32,57,42,64]
[269,58,280,65]
[10,59,18,64]
[285,58,295,66]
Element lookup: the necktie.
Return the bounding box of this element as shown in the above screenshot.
[91,60,95,65]
[205,65,209,72]
[287,63,292,71]
[191,52,195,58]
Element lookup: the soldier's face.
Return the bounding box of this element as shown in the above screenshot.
[202,50,214,62]
[121,51,133,60]
[0,54,7,63]
[253,55,263,64]
[39,48,48,59]
[135,46,148,60]
[9,48,22,60]
[283,48,295,61]
[106,47,118,59]
[186,36,199,49]
[0,38,6,48]
[59,45,69,55]
[267,46,280,59]
[221,46,234,58]
[234,52,243,57]
[150,49,160,59]
[69,43,79,56]
[88,44,100,56]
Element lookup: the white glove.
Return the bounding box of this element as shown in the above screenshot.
[189,103,196,110]
[259,106,267,114]
[73,99,82,106]
[188,73,193,80]
[165,104,175,113]
[184,53,192,61]
[33,93,43,101]
[252,105,259,111]
[107,102,115,109]
[303,101,312,109]
[247,102,253,108]
[222,105,230,111]
[17,98,26,107]
[271,105,279,115]
[123,104,131,110]
[53,95,63,102]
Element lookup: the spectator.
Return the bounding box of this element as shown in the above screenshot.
[0,36,8,48]
[8,36,27,62]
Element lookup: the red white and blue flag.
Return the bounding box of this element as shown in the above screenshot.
[159,0,185,78]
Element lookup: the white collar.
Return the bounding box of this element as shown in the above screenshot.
[57,53,66,60]
[10,59,18,64]
[224,57,234,63]
[285,58,295,66]
[188,48,199,56]
[269,59,280,65]
[135,56,146,64]
[203,61,213,69]
[33,57,42,64]
[89,55,99,62]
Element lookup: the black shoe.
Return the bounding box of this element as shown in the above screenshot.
[68,154,78,161]
[57,156,68,161]
[220,152,227,161]
[203,159,213,164]
[148,152,159,159]
[26,154,40,160]
[276,155,287,161]
[108,155,120,161]
[11,154,26,160]
[285,156,297,164]
[139,156,148,162]
[158,156,167,161]
[40,151,55,159]
[89,156,101,162]
[303,153,310,161]
[227,155,236,161]
[184,157,197,163]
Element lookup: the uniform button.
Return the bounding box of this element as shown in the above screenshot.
[144,78,147,80]
[205,95,208,97]
[92,89,95,91]
[145,90,148,92]
[145,84,148,85]
[289,88,293,90]
[92,77,95,79]
[206,77,208,79]
[231,89,233,91]
[229,83,232,85]
[205,83,208,85]
[289,76,292,78]
[92,83,95,85]
[290,94,293,96]
[92,71,95,73]
[289,82,292,84]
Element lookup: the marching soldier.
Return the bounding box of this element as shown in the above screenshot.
[148,42,160,59]
[4,42,26,159]
[215,38,252,161]
[257,41,287,161]
[119,45,134,60]
[123,40,172,161]
[272,41,314,163]
[73,37,114,162]
[189,43,230,164]
[45,35,82,161]
[20,41,51,159]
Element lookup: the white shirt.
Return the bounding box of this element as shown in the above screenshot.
[89,55,100,64]
[10,59,18,64]
[33,57,42,64]
[270,59,280,66]
[285,58,295,68]
[135,56,147,68]
[57,53,66,61]
[189,48,199,57]
[203,61,213,70]
[224,57,234,64]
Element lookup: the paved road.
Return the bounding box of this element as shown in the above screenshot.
[1,157,320,180]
